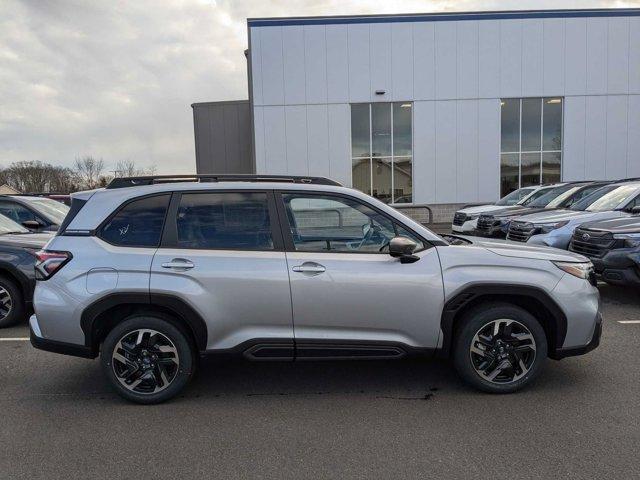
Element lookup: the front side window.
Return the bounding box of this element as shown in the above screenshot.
[500,97,563,196]
[0,201,41,225]
[100,195,170,247]
[282,193,423,253]
[176,192,273,250]
[350,102,413,204]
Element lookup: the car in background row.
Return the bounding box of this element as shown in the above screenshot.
[569,215,640,287]
[0,195,70,232]
[0,214,53,328]
[474,182,608,238]
[506,182,640,249]
[452,186,544,233]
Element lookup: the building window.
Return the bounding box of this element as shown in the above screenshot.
[500,97,563,196]
[351,103,413,204]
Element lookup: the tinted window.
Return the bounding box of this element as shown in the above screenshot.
[100,195,170,247]
[176,193,273,250]
[22,197,69,224]
[527,185,574,207]
[495,187,535,206]
[0,201,41,224]
[283,193,424,253]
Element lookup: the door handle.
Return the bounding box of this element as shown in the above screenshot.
[292,262,326,275]
[161,258,194,270]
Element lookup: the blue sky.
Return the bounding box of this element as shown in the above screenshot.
[0,0,636,174]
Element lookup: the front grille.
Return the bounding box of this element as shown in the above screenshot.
[569,228,616,258]
[507,221,537,242]
[453,212,468,226]
[476,215,499,232]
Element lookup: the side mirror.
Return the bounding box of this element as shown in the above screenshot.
[631,206,640,215]
[388,236,419,264]
[22,220,42,230]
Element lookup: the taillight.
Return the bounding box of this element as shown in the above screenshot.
[35,250,72,280]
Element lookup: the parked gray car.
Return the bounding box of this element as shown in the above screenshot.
[30,175,602,403]
[506,182,640,249]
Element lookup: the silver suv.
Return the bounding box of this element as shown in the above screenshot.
[30,175,602,404]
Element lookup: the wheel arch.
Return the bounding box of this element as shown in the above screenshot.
[0,261,30,303]
[80,293,208,354]
[439,284,567,359]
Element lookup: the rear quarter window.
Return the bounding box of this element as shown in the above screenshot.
[99,195,170,247]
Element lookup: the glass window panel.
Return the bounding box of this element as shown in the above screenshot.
[350,104,370,158]
[543,98,563,151]
[100,195,170,247]
[371,103,391,157]
[175,193,273,250]
[521,152,541,187]
[500,153,519,196]
[500,99,520,152]
[372,158,393,204]
[542,152,561,184]
[521,98,541,151]
[352,158,371,195]
[393,157,412,203]
[393,103,412,156]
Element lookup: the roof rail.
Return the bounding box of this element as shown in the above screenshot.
[105,174,342,189]
[617,177,640,183]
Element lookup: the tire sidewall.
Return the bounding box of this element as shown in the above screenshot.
[0,276,24,328]
[453,303,548,394]
[101,315,195,404]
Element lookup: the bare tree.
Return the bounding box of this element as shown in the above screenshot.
[113,160,157,177]
[4,161,51,192]
[74,156,105,189]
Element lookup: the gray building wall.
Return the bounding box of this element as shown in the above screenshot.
[192,100,254,174]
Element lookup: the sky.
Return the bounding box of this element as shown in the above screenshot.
[0,0,637,174]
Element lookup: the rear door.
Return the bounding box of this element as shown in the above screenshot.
[150,190,294,356]
[276,191,444,357]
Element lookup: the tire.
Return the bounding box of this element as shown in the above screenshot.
[101,315,195,404]
[453,302,547,394]
[0,275,25,328]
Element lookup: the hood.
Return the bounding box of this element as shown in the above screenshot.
[487,206,552,219]
[511,209,586,223]
[459,204,502,215]
[473,238,590,262]
[0,232,53,249]
[581,215,640,234]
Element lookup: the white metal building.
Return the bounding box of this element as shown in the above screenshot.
[196,9,640,217]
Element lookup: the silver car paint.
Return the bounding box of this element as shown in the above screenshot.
[32,181,601,355]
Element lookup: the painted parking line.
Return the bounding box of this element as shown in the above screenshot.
[617,321,640,324]
[0,337,30,341]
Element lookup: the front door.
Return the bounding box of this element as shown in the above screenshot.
[277,192,444,357]
[150,190,294,356]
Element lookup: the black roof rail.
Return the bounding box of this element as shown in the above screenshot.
[616,177,640,183]
[106,174,342,189]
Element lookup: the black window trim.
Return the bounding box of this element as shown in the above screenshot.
[159,189,284,252]
[274,190,434,254]
[96,193,172,248]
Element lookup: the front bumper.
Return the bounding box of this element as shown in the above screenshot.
[551,311,602,359]
[591,248,640,287]
[29,315,96,359]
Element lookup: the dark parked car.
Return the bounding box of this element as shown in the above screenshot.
[0,195,69,232]
[0,214,53,327]
[569,215,640,286]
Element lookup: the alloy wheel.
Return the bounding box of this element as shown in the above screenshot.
[469,319,537,384]
[0,286,13,321]
[111,329,180,394]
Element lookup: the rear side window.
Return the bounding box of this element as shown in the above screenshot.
[176,192,274,250]
[100,195,170,247]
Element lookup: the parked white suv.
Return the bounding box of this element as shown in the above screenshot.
[30,175,602,404]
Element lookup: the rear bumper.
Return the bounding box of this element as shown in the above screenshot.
[29,315,96,359]
[551,312,602,360]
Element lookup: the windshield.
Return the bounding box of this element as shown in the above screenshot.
[518,187,555,206]
[570,185,616,211]
[0,213,29,234]
[21,197,70,224]
[585,185,640,212]
[495,187,535,206]
[524,185,575,207]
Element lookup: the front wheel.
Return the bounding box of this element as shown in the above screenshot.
[453,303,547,393]
[101,315,195,404]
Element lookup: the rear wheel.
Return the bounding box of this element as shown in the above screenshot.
[0,276,24,328]
[453,303,547,393]
[101,315,195,404]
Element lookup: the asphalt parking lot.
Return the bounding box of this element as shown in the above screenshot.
[1,284,639,480]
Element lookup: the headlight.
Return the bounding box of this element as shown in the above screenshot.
[537,221,569,234]
[553,261,593,279]
[613,232,640,248]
